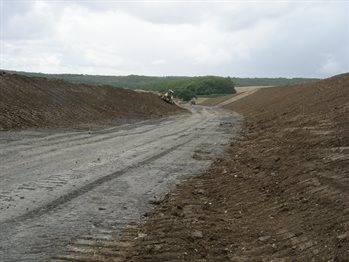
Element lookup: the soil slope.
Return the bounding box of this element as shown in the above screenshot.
[0,72,185,131]
[111,73,348,261]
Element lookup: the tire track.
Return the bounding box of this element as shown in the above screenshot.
[2,138,191,225]
[0,106,240,261]
[0,115,198,172]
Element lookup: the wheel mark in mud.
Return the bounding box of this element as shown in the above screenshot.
[0,118,208,175]
[1,138,192,225]
[0,120,208,214]
[0,115,188,153]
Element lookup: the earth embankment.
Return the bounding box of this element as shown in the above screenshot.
[112,73,348,261]
[0,72,185,131]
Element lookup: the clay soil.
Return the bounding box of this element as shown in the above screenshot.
[115,73,349,261]
[0,72,184,131]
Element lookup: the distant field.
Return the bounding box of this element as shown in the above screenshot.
[235,85,273,92]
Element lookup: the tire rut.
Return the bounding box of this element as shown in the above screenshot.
[0,106,241,261]
[1,138,192,225]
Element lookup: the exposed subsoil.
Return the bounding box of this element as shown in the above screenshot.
[113,73,349,261]
[0,72,185,131]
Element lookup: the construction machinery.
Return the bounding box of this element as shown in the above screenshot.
[160,89,175,104]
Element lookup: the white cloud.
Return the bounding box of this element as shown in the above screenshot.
[0,0,348,77]
[319,54,343,75]
[1,1,56,39]
[151,59,166,65]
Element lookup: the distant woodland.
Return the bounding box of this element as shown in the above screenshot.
[4,70,318,101]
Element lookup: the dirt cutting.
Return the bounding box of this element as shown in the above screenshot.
[0,71,347,261]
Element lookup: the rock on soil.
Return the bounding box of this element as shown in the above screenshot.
[0,72,185,131]
[107,73,348,261]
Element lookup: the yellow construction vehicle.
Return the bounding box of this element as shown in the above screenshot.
[160,89,175,104]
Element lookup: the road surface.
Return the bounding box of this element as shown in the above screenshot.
[0,106,241,261]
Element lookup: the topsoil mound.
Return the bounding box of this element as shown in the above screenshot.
[107,73,348,261]
[0,72,185,131]
[224,73,349,120]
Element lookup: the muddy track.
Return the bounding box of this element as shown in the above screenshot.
[0,106,241,261]
[5,139,190,225]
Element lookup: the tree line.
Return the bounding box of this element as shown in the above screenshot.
[142,76,235,101]
[4,70,318,101]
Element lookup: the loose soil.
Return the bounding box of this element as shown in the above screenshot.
[112,73,348,261]
[0,72,185,131]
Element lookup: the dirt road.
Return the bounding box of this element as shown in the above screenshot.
[0,106,241,261]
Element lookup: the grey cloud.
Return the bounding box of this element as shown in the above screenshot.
[0,0,348,77]
[1,0,32,21]
[1,0,55,39]
[73,1,210,25]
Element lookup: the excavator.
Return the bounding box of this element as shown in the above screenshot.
[160,89,175,104]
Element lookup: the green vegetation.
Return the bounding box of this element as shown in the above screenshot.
[142,76,235,101]
[232,77,318,87]
[3,70,172,88]
[3,70,318,101]
[197,93,230,98]
[4,70,318,88]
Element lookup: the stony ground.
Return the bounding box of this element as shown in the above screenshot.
[108,73,349,261]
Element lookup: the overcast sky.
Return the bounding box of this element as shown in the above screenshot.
[0,0,348,77]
